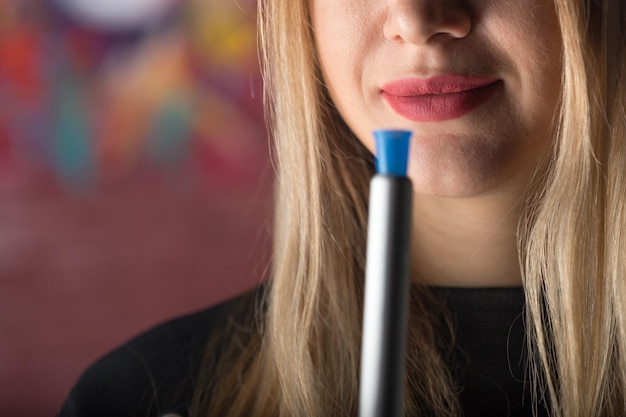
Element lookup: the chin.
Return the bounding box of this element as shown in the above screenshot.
[404,130,529,199]
[406,162,516,199]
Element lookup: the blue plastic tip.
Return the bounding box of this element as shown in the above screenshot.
[373,129,412,176]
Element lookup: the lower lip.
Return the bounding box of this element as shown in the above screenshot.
[381,81,502,122]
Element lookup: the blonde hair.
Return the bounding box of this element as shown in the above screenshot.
[192,0,626,415]
[522,0,626,415]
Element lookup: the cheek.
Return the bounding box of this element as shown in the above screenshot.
[519,20,562,144]
[483,0,562,134]
[310,1,380,119]
[311,2,359,75]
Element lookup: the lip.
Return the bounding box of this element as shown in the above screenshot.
[381,75,502,122]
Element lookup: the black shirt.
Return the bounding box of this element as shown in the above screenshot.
[58,290,253,417]
[59,286,549,417]
[439,287,547,417]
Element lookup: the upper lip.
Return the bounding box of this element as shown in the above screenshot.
[381,75,501,96]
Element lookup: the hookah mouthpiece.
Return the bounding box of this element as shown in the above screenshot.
[373,129,411,176]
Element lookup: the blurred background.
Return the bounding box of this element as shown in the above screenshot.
[0,0,272,415]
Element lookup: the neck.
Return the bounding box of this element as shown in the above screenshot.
[411,190,524,288]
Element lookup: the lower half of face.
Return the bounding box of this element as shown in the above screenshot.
[311,0,563,199]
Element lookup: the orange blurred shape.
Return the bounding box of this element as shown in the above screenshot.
[0,25,44,103]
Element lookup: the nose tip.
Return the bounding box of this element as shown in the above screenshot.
[383,1,472,45]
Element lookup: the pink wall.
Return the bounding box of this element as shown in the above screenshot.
[0,1,271,415]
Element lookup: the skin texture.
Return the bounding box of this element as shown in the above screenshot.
[311,0,562,286]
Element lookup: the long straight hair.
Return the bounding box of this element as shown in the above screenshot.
[522,0,626,415]
[192,0,626,415]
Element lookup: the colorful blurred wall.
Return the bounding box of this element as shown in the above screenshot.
[0,1,272,415]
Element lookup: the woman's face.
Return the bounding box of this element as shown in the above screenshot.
[310,0,562,198]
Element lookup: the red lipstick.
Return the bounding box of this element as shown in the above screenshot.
[381,75,502,122]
